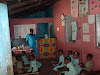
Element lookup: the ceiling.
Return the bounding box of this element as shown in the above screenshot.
[0,0,60,18]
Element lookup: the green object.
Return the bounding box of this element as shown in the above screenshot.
[95,5,97,8]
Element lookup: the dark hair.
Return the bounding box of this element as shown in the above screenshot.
[22,51,25,54]
[30,29,33,31]
[58,49,63,53]
[16,56,21,61]
[30,55,35,58]
[87,54,93,58]
[68,50,73,54]
[65,56,71,62]
[12,51,15,56]
[31,50,35,53]
[80,69,87,75]
[73,51,80,57]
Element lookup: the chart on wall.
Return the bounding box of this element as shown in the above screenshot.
[72,21,77,40]
[71,0,78,17]
[14,24,36,39]
[90,0,100,14]
[79,0,88,17]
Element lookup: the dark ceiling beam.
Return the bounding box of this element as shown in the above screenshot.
[9,0,52,15]
[9,0,60,18]
[8,0,39,9]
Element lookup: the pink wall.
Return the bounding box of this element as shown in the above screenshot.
[10,18,54,39]
[53,0,100,70]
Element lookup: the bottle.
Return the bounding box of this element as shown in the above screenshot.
[18,46,20,49]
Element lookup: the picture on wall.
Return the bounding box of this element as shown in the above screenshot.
[14,24,36,39]
[71,0,78,17]
[79,0,88,17]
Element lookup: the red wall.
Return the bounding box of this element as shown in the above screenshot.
[53,0,100,70]
[10,18,54,39]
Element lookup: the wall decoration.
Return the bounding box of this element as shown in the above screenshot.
[57,27,60,31]
[14,24,36,39]
[71,21,77,40]
[39,38,56,59]
[83,23,89,33]
[61,14,65,26]
[79,0,88,17]
[90,0,100,13]
[83,35,90,42]
[71,0,78,17]
[88,15,95,24]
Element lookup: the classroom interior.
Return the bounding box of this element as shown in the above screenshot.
[0,0,100,75]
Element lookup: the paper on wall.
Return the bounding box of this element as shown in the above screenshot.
[14,24,36,39]
[83,35,90,42]
[79,0,88,17]
[72,21,77,40]
[88,15,95,24]
[71,0,78,17]
[83,23,89,33]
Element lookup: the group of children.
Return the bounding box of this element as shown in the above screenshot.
[12,50,42,74]
[53,49,93,75]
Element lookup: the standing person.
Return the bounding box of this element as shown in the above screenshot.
[26,29,39,56]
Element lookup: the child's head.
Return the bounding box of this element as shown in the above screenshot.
[87,54,93,61]
[30,55,35,61]
[80,69,87,75]
[68,50,73,56]
[21,51,25,56]
[58,49,63,56]
[16,56,22,61]
[73,51,80,59]
[65,56,71,64]
[31,50,35,55]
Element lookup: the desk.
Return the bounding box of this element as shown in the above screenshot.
[12,48,33,54]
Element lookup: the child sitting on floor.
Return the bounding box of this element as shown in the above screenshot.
[84,54,93,71]
[31,50,42,68]
[72,51,83,74]
[53,49,64,71]
[21,51,29,67]
[64,56,78,75]
[27,55,38,73]
[68,50,73,61]
[16,56,24,74]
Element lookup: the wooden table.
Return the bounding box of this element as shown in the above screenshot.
[12,48,33,54]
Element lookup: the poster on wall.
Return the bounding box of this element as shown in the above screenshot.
[72,21,77,40]
[79,0,88,17]
[83,23,89,33]
[14,24,36,39]
[71,0,78,17]
[83,35,90,42]
[88,15,95,24]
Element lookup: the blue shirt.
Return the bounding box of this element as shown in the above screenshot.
[26,34,39,48]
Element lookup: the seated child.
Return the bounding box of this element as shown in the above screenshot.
[31,50,42,68]
[64,56,78,75]
[16,56,24,73]
[12,52,17,67]
[21,51,29,66]
[72,51,83,74]
[68,50,73,61]
[80,69,87,75]
[84,54,93,71]
[27,55,38,73]
[53,49,64,71]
